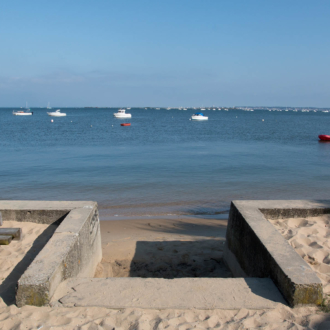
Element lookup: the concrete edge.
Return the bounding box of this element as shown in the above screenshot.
[224,200,324,307]
[51,277,288,310]
[0,201,97,225]
[1,201,102,307]
[0,200,97,210]
[223,243,247,278]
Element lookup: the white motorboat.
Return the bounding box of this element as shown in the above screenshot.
[113,109,132,118]
[191,112,208,120]
[13,109,33,116]
[47,109,66,117]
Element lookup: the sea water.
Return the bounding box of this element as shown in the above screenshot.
[1,108,330,217]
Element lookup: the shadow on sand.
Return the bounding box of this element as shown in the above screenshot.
[103,240,232,278]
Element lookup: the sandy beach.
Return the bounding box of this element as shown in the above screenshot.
[269,214,330,300]
[2,0,330,327]
[95,215,230,278]
[0,216,330,329]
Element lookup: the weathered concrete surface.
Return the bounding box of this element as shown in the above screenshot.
[0,201,96,210]
[0,228,22,240]
[0,201,102,307]
[224,200,325,307]
[0,235,12,245]
[0,201,96,224]
[223,244,247,278]
[52,277,287,310]
[56,207,102,278]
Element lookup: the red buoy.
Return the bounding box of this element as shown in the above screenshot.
[319,135,330,141]
[121,123,131,126]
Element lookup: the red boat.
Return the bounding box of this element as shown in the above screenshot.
[120,123,131,126]
[318,135,330,141]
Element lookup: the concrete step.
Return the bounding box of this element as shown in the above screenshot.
[52,277,287,310]
[0,235,12,245]
[0,228,22,240]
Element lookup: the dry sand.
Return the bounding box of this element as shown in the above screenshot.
[269,214,330,299]
[0,221,55,306]
[0,217,330,329]
[0,303,329,330]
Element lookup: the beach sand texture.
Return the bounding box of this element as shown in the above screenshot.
[0,217,330,329]
[0,303,329,330]
[269,214,330,297]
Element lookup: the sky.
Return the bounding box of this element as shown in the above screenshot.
[0,0,330,108]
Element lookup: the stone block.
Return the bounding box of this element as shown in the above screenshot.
[0,228,22,240]
[224,200,325,307]
[0,201,102,307]
[0,235,12,245]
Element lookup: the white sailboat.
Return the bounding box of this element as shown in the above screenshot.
[13,102,33,116]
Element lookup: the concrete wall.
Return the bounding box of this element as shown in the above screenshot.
[224,200,325,307]
[0,201,102,307]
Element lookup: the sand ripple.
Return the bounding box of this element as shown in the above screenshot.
[0,301,329,330]
[270,214,330,295]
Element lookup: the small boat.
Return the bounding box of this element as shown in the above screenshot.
[114,109,132,118]
[319,135,330,141]
[120,123,131,126]
[47,109,66,117]
[13,109,33,116]
[13,102,33,115]
[191,112,208,120]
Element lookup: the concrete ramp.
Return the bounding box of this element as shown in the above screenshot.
[53,277,287,310]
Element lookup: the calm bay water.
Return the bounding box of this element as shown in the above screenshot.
[1,108,330,217]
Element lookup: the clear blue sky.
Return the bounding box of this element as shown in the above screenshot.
[1,0,329,107]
